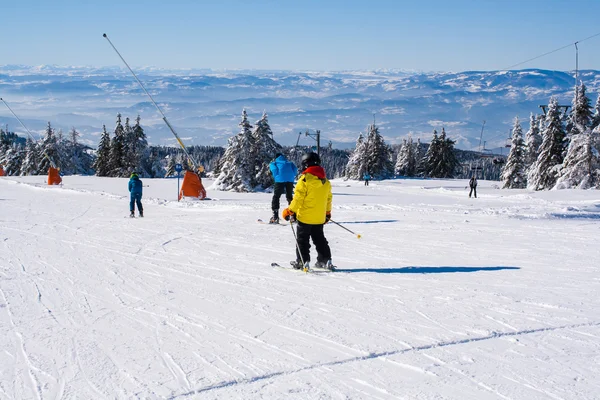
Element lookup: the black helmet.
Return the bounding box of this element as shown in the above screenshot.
[301,152,320,170]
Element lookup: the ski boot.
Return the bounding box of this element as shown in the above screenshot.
[139,210,144,218]
[314,259,335,271]
[269,209,279,224]
[290,260,310,271]
[130,211,135,218]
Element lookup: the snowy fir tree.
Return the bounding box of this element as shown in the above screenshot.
[38,122,60,172]
[213,109,257,192]
[108,114,126,177]
[591,94,600,130]
[566,81,593,135]
[524,113,543,170]
[165,154,177,177]
[93,125,112,177]
[250,112,283,189]
[435,128,458,178]
[148,152,166,178]
[63,127,93,175]
[0,143,24,175]
[501,117,527,189]
[554,126,600,189]
[20,138,39,175]
[345,134,368,180]
[394,137,416,177]
[127,115,149,175]
[345,123,393,180]
[528,97,567,190]
[414,138,426,177]
[423,128,457,178]
[423,129,440,177]
[365,123,394,179]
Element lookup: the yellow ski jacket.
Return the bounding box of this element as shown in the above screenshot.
[289,166,332,225]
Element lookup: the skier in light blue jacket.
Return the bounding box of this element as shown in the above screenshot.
[268,153,298,223]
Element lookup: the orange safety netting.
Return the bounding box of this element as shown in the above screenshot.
[178,170,207,200]
[48,167,62,185]
[0,166,5,176]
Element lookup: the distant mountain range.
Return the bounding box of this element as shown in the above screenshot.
[1,65,598,151]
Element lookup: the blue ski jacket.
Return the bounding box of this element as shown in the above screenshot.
[269,155,298,183]
[129,175,143,194]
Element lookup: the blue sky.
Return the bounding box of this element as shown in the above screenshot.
[3,0,600,71]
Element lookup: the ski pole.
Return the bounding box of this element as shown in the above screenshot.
[329,219,362,239]
[289,220,307,272]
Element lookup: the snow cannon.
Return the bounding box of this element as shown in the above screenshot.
[178,170,207,200]
[48,167,62,185]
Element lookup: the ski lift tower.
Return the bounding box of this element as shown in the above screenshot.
[304,129,321,156]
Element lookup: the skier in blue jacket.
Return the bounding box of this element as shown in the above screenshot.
[128,172,144,217]
[268,153,298,223]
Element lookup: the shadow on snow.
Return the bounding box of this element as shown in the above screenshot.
[334,219,398,224]
[334,266,520,274]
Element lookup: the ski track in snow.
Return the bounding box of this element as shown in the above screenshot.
[1,176,600,399]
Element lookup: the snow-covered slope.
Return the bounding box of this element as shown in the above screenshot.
[1,175,599,399]
[1,66,597,150]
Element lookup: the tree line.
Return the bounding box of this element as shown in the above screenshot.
[501,82,600,190]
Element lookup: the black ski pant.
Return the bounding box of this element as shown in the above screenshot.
[272,182,294,211]
[130,192,143,213]
[295,221,331,264]
[469,187,477,198]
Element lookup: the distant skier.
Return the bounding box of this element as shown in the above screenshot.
[128,172,144,217]
[0,165,5,176]
[363,172,371,186]
[269,153,298,224]
[469,175,478,198]
[282,152,334,270]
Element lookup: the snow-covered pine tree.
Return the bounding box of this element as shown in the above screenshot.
[251,111,283,189]
[345,133,368,180]
[123,115,149,176]
[501,117,527,188]
[93,125,112,176]
[213,109,256,192]
[524,113,543,169]
[591,94,600,130]
[566,81,593,135]
[38,122,60,172]
[528,97,567,190]
[414,138,426,176]
[554,126,600,189]
[20,138,39,175]
[364,123,394,179]
[424,129,440,177]
[434,128,458,178]
[395,137,416,176]
[64,127,92,175]
[164,155,176,177]
[146,148,165,178]
[0,143,24,175]
[122,117,135,174]
[109,114,126,177]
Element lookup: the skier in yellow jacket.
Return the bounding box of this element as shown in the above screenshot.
[282,152,334,270]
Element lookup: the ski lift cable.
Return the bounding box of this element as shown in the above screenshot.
[502,31,600,70]
[1,97,57,169]
[102,33,200,171]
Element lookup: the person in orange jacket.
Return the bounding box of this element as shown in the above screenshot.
[282,152,334,270]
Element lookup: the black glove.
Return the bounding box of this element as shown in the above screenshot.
[325,212,331,224]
